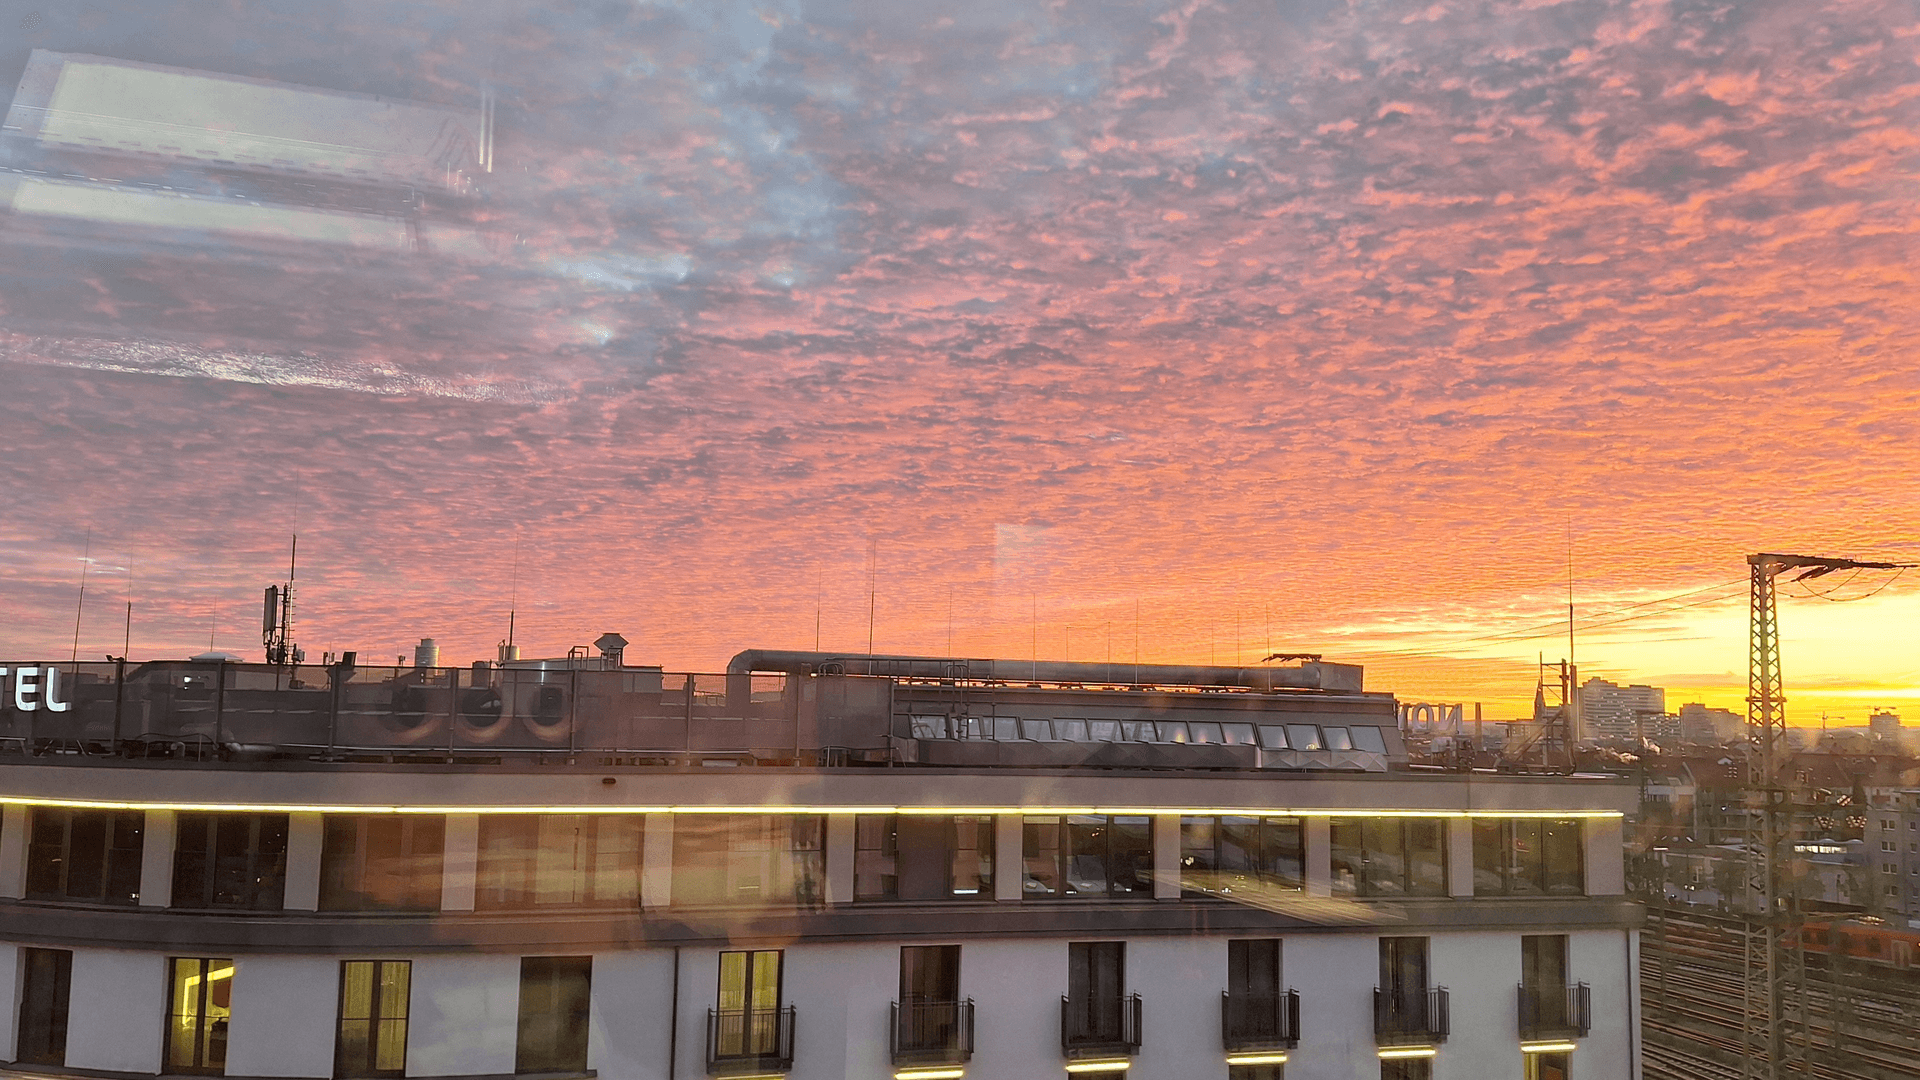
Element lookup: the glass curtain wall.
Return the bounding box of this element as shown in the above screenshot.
[1023,816,1151,897]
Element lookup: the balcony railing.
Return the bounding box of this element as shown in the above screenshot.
[891,999,975,1066]
[1373,987,1449,1046]
[706,1007,795,1076]
[1518,982,1591,1040]
[1060,993,1143,1058]
[1221,989,1301,1052]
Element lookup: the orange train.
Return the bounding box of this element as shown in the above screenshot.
[1798,918,1920,970]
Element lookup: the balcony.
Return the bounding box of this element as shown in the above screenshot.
[1221,989,1300,1052]
[1373,987,1449,1046]
[706,1007,795,1076]
[1518,983,1591,1041]
[1060,994,1143,1060]
[891,999,975,1066]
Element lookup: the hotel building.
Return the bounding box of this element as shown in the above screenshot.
[0,648,1638,1080]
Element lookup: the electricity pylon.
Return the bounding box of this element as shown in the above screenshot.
[1740,553,1910,1080]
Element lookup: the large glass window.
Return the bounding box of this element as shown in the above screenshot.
[715,950,783,1059]
[515,957,591,1075]
[26,808,144,905]
[1472,819,1585,897]
[1181,816,1303,896]
[671,815,824,907]
[166,957,234,1076]
[172,812,289,911]
[1023,815,1151,897]
[1330,819,1446,898]
[949,815,994,897]
[336,961,410,1079]
[855,814,898,900]
[476,815,641,910]
[16,947,72,1066]
[319,816,444,912]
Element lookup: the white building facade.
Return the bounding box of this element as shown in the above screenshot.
[0,650,1639,1080]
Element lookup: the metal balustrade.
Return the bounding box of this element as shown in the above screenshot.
[1221,989,1300,1051]
[1060,993,1142,1059]
[890,999,974,1066]
[1373,987,1449,1046]
[705,1006,795,1076]
[1517,982,1591,1040]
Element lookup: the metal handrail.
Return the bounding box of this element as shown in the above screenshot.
[1221,989,1300,1051]
[890,999,975,1065]
[1060,993,1142,1057]
[1517,982,1591,1040]
[1372,986,1449,1045]
[705,1006,796,1075]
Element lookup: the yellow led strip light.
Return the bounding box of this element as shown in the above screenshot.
[1520,1041,1578,1053]
[1377,1046,1438,1059]
[1225,1052,1290,1065]
[1063,1061,1132,1074]
[0,796,1623,819]
[894,1069,966,1080]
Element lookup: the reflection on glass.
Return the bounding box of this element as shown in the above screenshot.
[167,957,233,1075]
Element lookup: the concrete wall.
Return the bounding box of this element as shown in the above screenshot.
[63,948,165,1074]
[408,954,521,1078]
[225,956,337,1077]
[0,925,1635,1079]
[0,942,18,1061]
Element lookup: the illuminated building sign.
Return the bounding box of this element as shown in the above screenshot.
[0,666,72,712]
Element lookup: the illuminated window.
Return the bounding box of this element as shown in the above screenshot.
[477,815,641,910]
[319,815,444,912]
[172,812,289,911]
[1023,815,1151,897]
[336,961,410,1079]
[26,808,144,905]
[1331,819,1446,898]
[1525,1050,1571,1080]
[1181,816,1303,896]
[856,814,899,899]
[715,950,783,1058]
[166,957,234,1076]
[515,957,591,1074]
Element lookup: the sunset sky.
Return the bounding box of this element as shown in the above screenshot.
[4,0,1920,724]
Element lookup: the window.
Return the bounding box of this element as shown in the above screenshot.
[1181,816,1303,895]
[1321,726,1353,750]
[949,815,994,897]
[715,950,783,1058]
[172,813,289,910]
[1526,1050,1571,1080]
[1063,942,1129,1047]
[1231,1066,1283,1080]
[901,944,960,1002]
[1883,840,1897,852]
[1023,815,1151,897]
[671,815,824,906]
[1022,719,1054,740]
[1157,721,1191,743]
[319,816,444,912]
[515,957,591,1074]
[856,815,898,900]
[1380,937,1429,999]
[1472,819,1585,897]
[336,961,410,1079]
[166,957,234,1076]
[476,815,641,909]
[1351,726,1389,753]
[1381,1060,1432,1080]
[16,947,72,1066]
[26,808,144,905]
[1223,939,1293,1054]
[1285,724,1322,750]
[1330,819,1446,897]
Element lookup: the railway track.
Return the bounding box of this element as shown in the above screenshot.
[1640,909,1920,1080]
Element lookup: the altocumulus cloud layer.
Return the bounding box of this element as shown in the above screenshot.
[4,0,1920,713]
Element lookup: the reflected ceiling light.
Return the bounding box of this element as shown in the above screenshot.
[0,796,1621,820]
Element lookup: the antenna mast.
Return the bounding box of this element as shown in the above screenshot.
[263,534,299,668]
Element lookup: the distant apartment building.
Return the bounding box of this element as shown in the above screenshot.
[1869,709,1906,749]
[1675,703,1743,746]
[1580,678,1666,743]
[1868,789,1920,919]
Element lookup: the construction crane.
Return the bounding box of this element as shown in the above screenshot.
[1740,553,1911,1080]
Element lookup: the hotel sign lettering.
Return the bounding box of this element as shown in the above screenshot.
[0,666,73,712]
